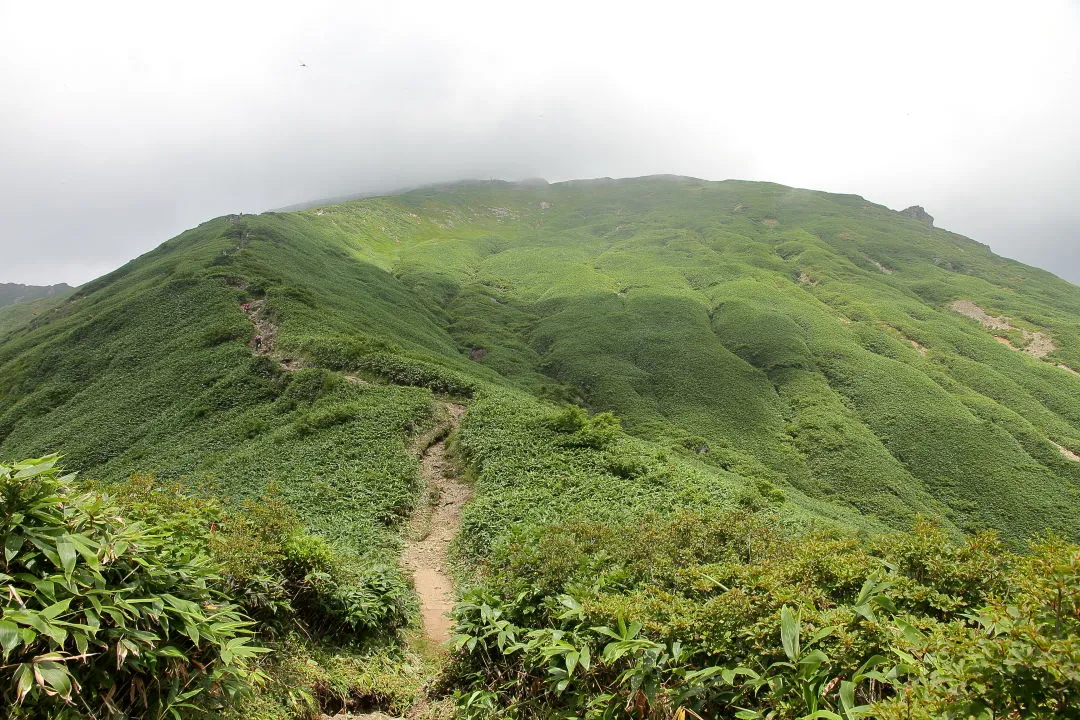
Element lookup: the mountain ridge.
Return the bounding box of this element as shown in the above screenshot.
[3,174,1080,718]
[0,281,72,307]
[1,175,1078,546]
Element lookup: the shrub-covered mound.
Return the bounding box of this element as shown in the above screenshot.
[0,457,415,720]
[449,515,1080,719]
[0,456,265,719]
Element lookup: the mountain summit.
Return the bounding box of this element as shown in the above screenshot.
[2,175,1079,717]
[2,176,1078,543]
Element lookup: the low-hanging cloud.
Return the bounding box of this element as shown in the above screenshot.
[1,0,1078,285]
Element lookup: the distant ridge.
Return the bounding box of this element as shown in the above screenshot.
[0,282,72,308]
[268,177,551,212]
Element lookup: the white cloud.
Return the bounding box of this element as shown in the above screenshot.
[1,0,1078,284]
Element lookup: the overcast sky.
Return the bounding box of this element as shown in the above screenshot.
[1,0,1078,286]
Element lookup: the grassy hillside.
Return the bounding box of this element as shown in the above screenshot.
[1,176,1079,717]
[2,177,1080,541]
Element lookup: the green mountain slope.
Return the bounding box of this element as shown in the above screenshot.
[1,176,1079,548]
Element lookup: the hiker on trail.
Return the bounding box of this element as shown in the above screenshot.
[242,302,250,311]
[254,335,262,351]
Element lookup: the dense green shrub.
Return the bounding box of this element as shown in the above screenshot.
[289,335,474,396]
[0,457,265,719]
[3,173,1080,718]
[448,514,1079,719]
[875,536,1080,719]
[548,405,622,448]
[112,475,414,642]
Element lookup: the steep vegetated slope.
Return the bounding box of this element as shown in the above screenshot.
[1,176,1079,717]
[7,176,1074,539]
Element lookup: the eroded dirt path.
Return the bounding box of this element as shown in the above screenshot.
[240,298,304,370]
[402,403,468,644]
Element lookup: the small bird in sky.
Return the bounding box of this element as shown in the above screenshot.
[300,62,308,68]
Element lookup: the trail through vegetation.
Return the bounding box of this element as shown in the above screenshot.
[4,176,1080,717]
[242,296,304,369]
[403,402,468,644]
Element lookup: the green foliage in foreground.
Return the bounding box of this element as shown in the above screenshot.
[1,457,417,720]
[0,456,265,719]
[448,515,1080,719]
[110,475,414,642]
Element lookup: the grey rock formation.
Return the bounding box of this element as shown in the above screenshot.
[900,205,934,228]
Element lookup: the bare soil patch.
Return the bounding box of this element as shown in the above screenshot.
[1052,441,1080,462]
[950,300,1058,358]
[762,218,779,228]
[1021,330,1057,358]
[868,257,894,274]
[241,299,306,369]
[950,300,1012,330]
[241,299,276,353]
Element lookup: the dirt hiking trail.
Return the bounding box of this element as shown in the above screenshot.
[403,403,469,644]
[240,298,304,370]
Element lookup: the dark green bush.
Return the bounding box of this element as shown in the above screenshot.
[448,514,1080,719]
[0,457,265,719]
[112,476,413,642]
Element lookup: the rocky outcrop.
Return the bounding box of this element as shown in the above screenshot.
[900,205,934,227]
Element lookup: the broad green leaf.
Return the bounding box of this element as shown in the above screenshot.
[780,605,800,662]
[56,540,77,576]
[15,458,57,478]
[565,650,578,676]
[0,620,21,657]
[40,598,72,621]
[34,661,74,700]
[4,533,22,563]
[14,663,34,702]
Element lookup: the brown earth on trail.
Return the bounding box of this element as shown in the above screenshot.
[402,403,469,645]
[762,218,779,228]
[1058,364,1080,377]
[241,299,305,370]
[797,271,819,287]
[242,299,276,353]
